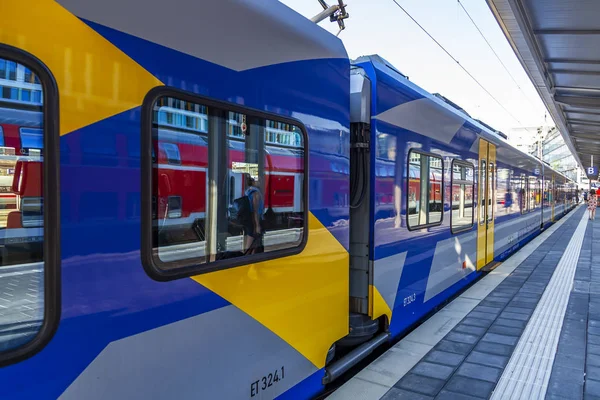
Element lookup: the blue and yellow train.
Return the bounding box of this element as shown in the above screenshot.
[0,0,577,399]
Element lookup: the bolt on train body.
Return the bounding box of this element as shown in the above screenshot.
[0,0,578,399]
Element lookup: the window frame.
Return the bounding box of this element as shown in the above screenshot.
[479,158,487,225]
[520,174,527,215]
[450,159,475,234]
[141,87,309,281]
[0,44,60,367]
[488,162,495,223]
[405,149,444,231]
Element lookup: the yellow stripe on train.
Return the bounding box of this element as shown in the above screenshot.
[0,0,162,136]
[192,213,349,369]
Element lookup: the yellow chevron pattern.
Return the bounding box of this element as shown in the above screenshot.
[0,0,162,136]
[370,284,393,324]
[193,213,349,368]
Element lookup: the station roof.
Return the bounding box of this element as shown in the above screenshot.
[487,0,600,169]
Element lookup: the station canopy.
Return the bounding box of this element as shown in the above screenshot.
[488,0,600,173]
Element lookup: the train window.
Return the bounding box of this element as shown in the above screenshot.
[528,177,537,211]
[451,161,474,233]
[534,179,541,209]
[479,159,486,224]
[406,150,443,230]
[518,174,527,214]
[142,89,307,277]
[0,48,59,365]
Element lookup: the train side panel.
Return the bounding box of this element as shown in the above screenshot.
[360,57,573,339]
[0,1,350,399]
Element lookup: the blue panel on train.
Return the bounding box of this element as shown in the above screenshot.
[374,68,425,113]
[82,19,352,249]
[450,123,479,149]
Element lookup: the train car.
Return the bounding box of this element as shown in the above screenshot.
[0,1,576,400]
[0,1,350,399]
[349,55,575,341]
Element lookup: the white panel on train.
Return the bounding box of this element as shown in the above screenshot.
[424,232,477,302]
[56,0,348,71]
[374,98,466,145]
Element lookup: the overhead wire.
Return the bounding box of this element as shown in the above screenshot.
[457,0,542,116]
[389,0,538,135]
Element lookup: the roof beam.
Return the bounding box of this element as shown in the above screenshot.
[549,69,600,76]
[571,128,600,134]
[555,95,600,108]
[571,126,600,134]
[573,136,600,143]
[534,29,600,35]
[554,86,600,94]
[568,119,600,126]
[564,110,600,116]
[571,132,600,140]
[545,58,600,65]
[576,150,600,156]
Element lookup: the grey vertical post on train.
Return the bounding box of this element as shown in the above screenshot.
[349,67,371,315]
[246,117,265,191]
[420,155,429,225]
[208,109,229,256]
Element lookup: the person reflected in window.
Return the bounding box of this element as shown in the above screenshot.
[518,188,524,213]
[244,175,264,254]
[504,189,512,214]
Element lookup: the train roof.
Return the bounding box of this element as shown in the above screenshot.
[353,54,574,183]
[57,0,348,72]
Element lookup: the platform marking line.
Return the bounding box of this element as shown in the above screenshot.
[327,208,580,400]
[491,209,588,400]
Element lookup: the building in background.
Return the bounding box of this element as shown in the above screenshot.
[0,59,43,105]
[508,125,583,187]
[542,127,579,183]
[507,127,537,155]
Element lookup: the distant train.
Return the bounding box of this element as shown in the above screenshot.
[0,1,578,400]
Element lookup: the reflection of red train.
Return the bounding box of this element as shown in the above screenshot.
[153,127,304,245]
[0,107,43,229]
[8,159,43,230]
[407,163,443,213]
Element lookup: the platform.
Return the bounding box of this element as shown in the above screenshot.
[329,205,599,400]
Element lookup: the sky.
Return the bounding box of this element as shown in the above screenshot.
[278,0,551,137]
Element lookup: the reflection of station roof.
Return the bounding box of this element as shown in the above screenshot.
[487,0,600,168]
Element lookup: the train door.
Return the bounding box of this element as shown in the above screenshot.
[477,139,496,269]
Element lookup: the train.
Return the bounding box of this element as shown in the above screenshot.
[0,0,579,399]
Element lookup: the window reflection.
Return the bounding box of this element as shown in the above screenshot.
[152,96,305,267]
[407,151,443,229]
[451,162,474,232]
[0,57,45,352]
